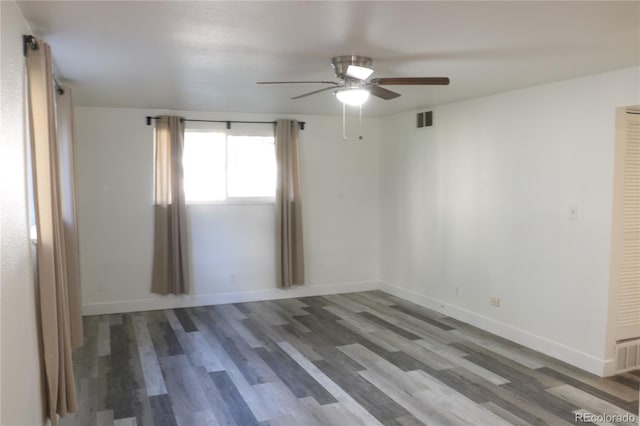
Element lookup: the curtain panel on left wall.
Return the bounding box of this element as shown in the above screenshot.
[25,36,83,425]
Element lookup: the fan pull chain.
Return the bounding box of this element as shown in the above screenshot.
[358,104,364,142]
[342,102,347,141]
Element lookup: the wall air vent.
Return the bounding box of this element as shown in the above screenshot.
[417,111,433,128]
[615,339,640,373]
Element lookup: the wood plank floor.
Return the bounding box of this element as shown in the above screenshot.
[62,291,640,426]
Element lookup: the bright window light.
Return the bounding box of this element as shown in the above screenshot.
[182,130,275,203]
[227,136,276,198]
[183,131,226,202]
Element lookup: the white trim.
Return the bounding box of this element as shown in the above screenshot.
[29,224,38,245]
[187,198,275,206]
[602,359,618,377]
[82,280,380,316]
[82,278,609,376]
[379,281,608,377]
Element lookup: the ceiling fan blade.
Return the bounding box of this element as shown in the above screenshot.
[291,86,338,100]
[257,80,339,85]
[370,77,450,85]
[366,84,401,100]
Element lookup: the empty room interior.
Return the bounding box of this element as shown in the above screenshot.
[2,1,640,425]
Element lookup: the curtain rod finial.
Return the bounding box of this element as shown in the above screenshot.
[23,34,38,57]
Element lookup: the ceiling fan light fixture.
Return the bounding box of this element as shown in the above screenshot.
[345,65,374,80]
[259,55,449,105]
[335,88,370,106]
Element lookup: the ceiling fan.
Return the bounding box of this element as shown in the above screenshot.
[257,55,450,106]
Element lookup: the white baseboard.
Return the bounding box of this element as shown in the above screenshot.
[82,279,608,376]
[82,280,380,316]
[602,359,618,377]
[379,282,608,377]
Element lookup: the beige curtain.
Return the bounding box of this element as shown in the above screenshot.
[56,87,84,348]
[151,116,191,295]
[275,120,305,288]
[26,37,83,425]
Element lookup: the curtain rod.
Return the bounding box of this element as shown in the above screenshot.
[23,35,65,95]
[145,116,305,130]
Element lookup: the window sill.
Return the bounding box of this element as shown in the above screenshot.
[30,225,38,245]
[187,198,275,206]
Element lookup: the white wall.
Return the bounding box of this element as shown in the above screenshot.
[0,1,46,424]
[75,108,380,314]
[379,67,640,375]
[72,65,637,376]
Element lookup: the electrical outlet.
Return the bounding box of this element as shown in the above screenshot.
[490,297,500,307]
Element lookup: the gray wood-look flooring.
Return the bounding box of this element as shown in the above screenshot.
[62,291,640,426]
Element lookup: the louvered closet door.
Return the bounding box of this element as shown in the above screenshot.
[616,110,640,341]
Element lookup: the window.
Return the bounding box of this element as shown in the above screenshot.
[183,131,227,202]
[183,128,276,203]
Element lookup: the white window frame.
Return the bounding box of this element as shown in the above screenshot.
[183,124,276,205]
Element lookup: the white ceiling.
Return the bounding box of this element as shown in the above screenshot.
[17,1,640,117]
